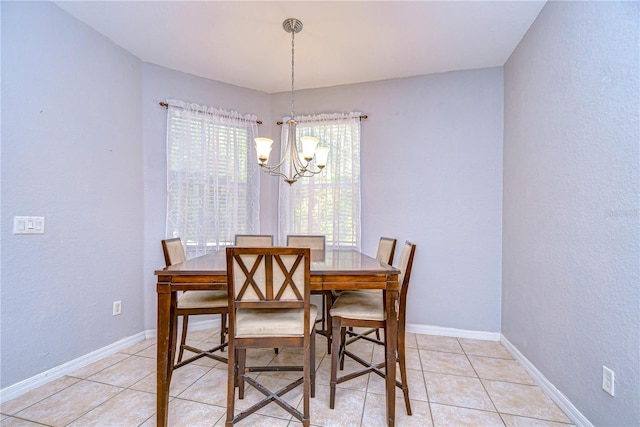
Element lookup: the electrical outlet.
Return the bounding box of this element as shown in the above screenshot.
[602,366,615,396]
[113,300,122,316]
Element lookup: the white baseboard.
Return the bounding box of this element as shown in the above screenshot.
[406,323,501,341]
[500,335,592,427]
[0,318,222,404]
[0,332,146,404]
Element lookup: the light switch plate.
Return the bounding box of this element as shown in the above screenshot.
[13,216,45,234]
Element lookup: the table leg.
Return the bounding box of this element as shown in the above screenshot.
[157,286,175,427]
[385,289,398,427]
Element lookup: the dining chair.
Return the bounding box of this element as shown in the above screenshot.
[329,241,417,415]
[225,247,316,426]
[161,238,229,369]
[286,234,331,352]
[376,236,397,265]
[348,236,398,342]
[234,234,274,247]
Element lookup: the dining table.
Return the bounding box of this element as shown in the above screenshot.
[155,249,400,426]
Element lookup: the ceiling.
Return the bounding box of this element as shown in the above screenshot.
[55,1,546,94]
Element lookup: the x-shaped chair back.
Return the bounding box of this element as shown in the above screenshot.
[228,247,310,312]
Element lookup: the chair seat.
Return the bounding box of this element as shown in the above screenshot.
[236,305,318,337]
[178,290,228,309]
[330,291,384,321]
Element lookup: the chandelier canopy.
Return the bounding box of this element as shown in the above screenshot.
[254,18,329,185]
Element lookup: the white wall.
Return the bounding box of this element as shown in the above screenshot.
[502,1,639,425]
[1,1,504,390]
[1,1,144,388]
[271,68,504,331]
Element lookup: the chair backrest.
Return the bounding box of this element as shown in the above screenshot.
[376,237,397,265]
[286,235,326,252]
[226,247,311,335]
[235,234,274,247]
[162,238,186,267]
[287,235,326,262]
[397,241,417,325]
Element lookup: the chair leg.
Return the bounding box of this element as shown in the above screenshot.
[329,317,341,409]
[177,315,189,363]
[398,332,412,415]
[226,342,236,427]
[238,348,246,399]
[303,331,312,427]
[339,327,347,370]
[325,292,333,354]
[220,313,227,351]
[311,329,316,398]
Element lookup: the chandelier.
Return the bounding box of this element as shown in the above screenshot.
[254,18,329,185]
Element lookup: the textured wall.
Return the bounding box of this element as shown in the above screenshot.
[502,1,639,425]
[272,68,504,332]
[1,1,144,388]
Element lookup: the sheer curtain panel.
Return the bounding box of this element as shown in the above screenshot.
[166,100,260,257]
[279,112,361,249]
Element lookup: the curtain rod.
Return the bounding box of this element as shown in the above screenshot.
[276,115,368,126]
[159,102,262,125]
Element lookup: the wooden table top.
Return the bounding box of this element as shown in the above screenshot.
[155,249,399,277]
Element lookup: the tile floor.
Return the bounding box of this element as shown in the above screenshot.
[1,328,574,426]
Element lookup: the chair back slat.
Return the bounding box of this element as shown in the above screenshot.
[287,235,326,261]
[397,241,417,304]
[235,234,274,247]
[376,237,397,265]
[162,237,186,267]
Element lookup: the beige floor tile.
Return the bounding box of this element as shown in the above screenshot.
[131,363,212,397]
[483,380,571,423]
[425,372,495,411]
[67,388,155,426]
[14,380,122,427]
[140,397,226,427]
[501,413,574,426]
[0,417,47,426]
[416,335,464,354]
[301,384,365,426]
[405,332,418,349]
[177,366,229,407]
[315,357,370,392]
[419,349,476,377]
[88,354,156,388]
[214,412,290,426]
[185,328,220,342]
[68,352,130,379]
[362,392,433,426]
[367,368,428,402]
[120,338,156,355]
[430,403,505,427]
[469,356,535,385]
[0,376,80,415]
[372,346,422,372]
[135,344,158,359]
[4,329,575,427]
[459,339,513,359]
[232,374,302,420]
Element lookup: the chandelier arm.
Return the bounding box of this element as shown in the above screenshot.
[254,18,328,185]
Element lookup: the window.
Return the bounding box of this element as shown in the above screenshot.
[166,100,260,257]
[279,112,362,249]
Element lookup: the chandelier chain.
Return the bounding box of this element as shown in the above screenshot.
[290,24,295,117]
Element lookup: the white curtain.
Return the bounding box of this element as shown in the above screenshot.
[278,112,361,249]
[166,99,260,257]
